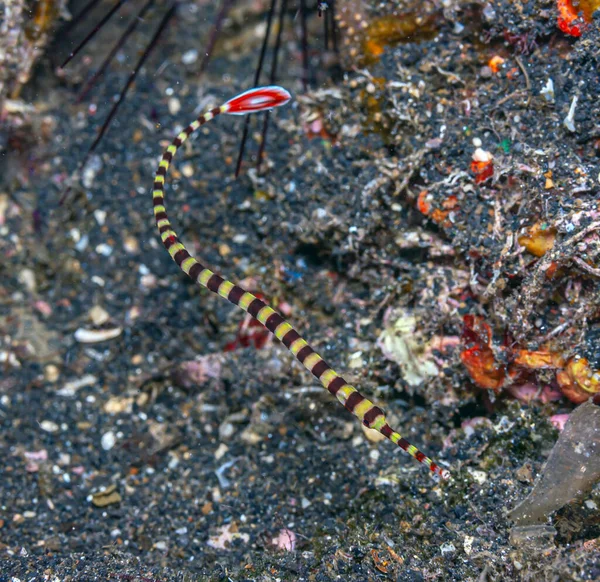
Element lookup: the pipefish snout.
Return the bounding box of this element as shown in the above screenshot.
[152,86,450,481]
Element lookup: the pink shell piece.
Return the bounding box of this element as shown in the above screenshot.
[550,414,570,432]
[271,528,296,551]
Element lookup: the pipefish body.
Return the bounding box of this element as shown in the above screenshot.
[152,86,450,480]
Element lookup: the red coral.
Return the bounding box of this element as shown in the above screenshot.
[557,0,583,37]
[460,315,506,391]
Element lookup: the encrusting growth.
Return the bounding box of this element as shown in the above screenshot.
[152,86,450,480]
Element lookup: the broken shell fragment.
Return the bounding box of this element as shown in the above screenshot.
[91,484,122,507]
[74,327,122,343]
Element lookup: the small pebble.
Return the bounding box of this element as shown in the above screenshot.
[44,364,60,383]
[75,234,89,252]
[467,468,487,484]
[219,422,235,441]
[89,305,110,326]
[101,431,117,451]
[240,427,262,445]
[94,209,107,226]
[95,243,113,257]
[181,162,194,177]
[368,449,380,461]
[82,155,102,188]
[104,396,133,414]
[18,268,36,293]
[214,443,229,460]
[40,420,59,433]
[181,49,198,64]
[123,235,139,254]
[168,97,181,115]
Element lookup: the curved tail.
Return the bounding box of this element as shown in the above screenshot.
[152,86,450,480]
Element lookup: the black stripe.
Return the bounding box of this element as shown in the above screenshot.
[164,236,176,250]
[247,298,265,318]
[344,391,364,413]
[196,115,205,125]
[207,274,224,293]
[189,262,203,281]
[397,438,410,451]
[265,313,284,333]
[296,345,313,363]
[159,224,171,234]
[228,285,245,305]
[153,182,164,191]
[157,166,166,176]
[211,107,221,116]
[154,211,167,221]
[173,249,190,266]
[363,406,383,427]
[380,424,393,438]
[328,376,345,395]
[281,329,300,348]
[172,138,181,149]
[311,360,329,378]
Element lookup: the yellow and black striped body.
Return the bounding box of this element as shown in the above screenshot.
[152,89,450,480]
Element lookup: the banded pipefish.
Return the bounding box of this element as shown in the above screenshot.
[152,86,450,480]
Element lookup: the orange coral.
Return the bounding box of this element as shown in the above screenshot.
[513,349,565,369]
[416,191,458,227]
[557,0,600,37]
[556,357,600,404]
[488,55,505,74]
[460,315,506,391]
[518,224,557,257]
[460,317,599,404]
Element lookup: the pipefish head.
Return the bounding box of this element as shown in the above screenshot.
[222,86,292,115]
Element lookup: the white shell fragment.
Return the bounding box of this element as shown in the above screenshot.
[56,374,97,397]
[563,95,578,133]
[472,147,493,163]
[540,78,554,102]
[74,327,122,343]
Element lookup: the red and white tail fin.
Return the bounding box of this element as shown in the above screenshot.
[223,86,292,115]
